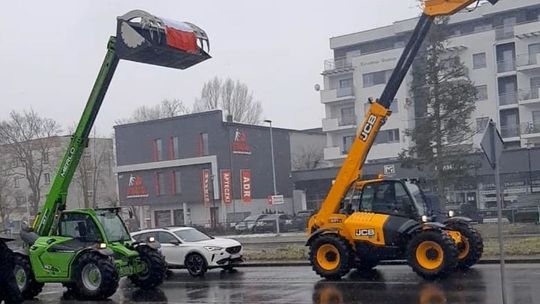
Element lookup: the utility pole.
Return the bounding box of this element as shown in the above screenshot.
[264,119,279,234]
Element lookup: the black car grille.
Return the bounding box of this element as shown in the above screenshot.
[226,245,241,254]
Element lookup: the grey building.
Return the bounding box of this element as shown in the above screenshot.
[114,110,325,230]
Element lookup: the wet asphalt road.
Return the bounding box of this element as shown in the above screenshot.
[29,264,540,304]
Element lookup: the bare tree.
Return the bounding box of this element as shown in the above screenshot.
[74,138,111,209]
[193,77,263,124]
[0,160,16,226]
[0,110,61,215]
[115,99,190,125]
[292,145,324,170]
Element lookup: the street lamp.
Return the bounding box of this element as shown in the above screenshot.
[264,120,277,196]
[264,119,279,235]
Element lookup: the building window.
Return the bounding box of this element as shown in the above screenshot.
[43,152,49,164]
[475,85,488,101]
[14,177,20,188]
[342,135,354,154]
[340,107,356,125]
[390,99,399,113]
[171,136,180,159]
[200,133,209,156]
[153,138,164,161]
[374,129,400,144]
[173,171,182,194]
[156,172,166,196]
[476,117,489,133]
[473,53,486,69]
[362,70,393,87]
[339,78,353,88]
[44,173,51,184]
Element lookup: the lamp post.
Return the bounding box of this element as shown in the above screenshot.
[264,119,279,234]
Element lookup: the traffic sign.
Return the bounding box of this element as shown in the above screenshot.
[271,195,284,205]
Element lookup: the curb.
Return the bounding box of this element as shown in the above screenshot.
[238,258,540,267]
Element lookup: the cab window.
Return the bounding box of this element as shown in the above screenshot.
[58,213,102,242]
[339,184,362,214]
[359,181,414,218]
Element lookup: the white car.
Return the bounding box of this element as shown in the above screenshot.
[131,227,243,276]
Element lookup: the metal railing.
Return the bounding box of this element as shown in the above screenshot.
[497,59,516,73]
[338,116,356,126]
[517,53,540,67]
[500,124,520,138]
[499,92,518,106]
[518,88,540,102]
[521,122,540,135]
[324,57,353,72]
[495,25,515,40]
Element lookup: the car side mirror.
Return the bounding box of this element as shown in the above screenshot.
[170,239,181,245]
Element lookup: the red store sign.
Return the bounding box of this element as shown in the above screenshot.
[221,169,232,204]
[201,169,211,207]
[240,169,251,203]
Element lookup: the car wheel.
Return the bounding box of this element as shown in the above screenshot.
[185,253,207,277]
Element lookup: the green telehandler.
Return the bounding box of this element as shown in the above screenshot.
[13,10,211,300]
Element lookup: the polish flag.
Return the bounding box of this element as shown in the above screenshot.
[162,18,198,53]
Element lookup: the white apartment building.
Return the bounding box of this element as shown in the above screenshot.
[321,0,540,165]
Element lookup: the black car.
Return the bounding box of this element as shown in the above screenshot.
[291,210,315,231]
[253,214,293,233]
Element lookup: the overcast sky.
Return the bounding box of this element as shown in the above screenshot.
[0,0,420,135]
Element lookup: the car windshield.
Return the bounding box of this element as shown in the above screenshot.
[243,215,260,222]
[96,210,131,242]
[173,228,212,242]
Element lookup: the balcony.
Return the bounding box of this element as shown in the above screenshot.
[518,88,540,105]
[323,57,353,74]
[498,92,518,107]
[320,87,355,104]
[500,124,520,139]
[496,59,516,74]
[495,25,514,41]
[323,146,344,160]
[322,116,356,132]
[521,122,540,139]
[516,53,540,72]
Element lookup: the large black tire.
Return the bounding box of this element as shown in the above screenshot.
[185,253,208,277]
[73,252,119,300]
[309,235,352,280]
[446,222,483,270]
[129,246,167,288]
[407,230,458,280]
[0,244,23,304]
[13,254,43,300]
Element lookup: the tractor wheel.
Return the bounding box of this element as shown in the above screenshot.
[354,258,379,271]
[73,252,119,300]
[185,253,208,277]
[13,254,43,299]
[309,235,352,280]
[407,230,458,280]
[446,222,483,269]
[129,246,167,288]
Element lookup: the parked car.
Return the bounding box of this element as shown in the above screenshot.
[291,210,315,231]
[253,214,293,233]
[131,227,243,276]
[234,214,267,234]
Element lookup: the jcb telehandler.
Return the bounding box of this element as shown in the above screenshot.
[13,10,211,300]
[307,0,498,280]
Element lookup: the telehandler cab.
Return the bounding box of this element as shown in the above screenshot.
[14,10,210,300]
[307,0,498,280]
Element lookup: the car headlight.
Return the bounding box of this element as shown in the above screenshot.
[204,246,223,251]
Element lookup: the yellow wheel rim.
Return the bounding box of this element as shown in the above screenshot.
[458,236,470,260]
[317,244,340,271]
[416,241,444,270]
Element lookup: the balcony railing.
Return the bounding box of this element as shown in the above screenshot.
[521,122,540,135]
[336,86,353,97]
[518,88,540,102]
[495,25,515,40]
[497,59,516,73]
[516,53,540,67]
[324,57,353,72]
[499,92,518,106]
[338,116,356,126]
[500,124,520,138]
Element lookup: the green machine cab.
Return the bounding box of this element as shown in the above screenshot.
[14,10,211,300]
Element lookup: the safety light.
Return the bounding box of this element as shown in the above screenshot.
[99,243,107,249]
[448,210,455,218]
[421,215,428,222]
[148,236,156,243]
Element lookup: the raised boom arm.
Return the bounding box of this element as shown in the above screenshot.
[310,0,499,229]
[33,10,211,236]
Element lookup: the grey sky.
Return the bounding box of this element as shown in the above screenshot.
[0,0,419,135]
